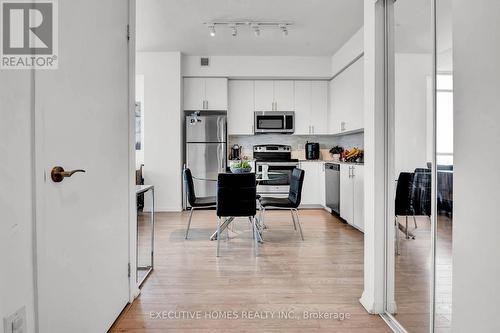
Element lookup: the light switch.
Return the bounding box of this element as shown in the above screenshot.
[3,307,26,333]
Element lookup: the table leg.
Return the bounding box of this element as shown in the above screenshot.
[210,217,234,240]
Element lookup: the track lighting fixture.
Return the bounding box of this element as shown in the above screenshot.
[229,24,237,37]
[205,21,292,38]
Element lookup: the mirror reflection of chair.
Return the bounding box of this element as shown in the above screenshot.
[183,168,216,239]
[394,169,432,255]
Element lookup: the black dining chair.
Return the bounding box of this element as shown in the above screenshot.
[183,168,216,239]
[258,168,305,240]
[395,172,415,254]
[216,172,258,256]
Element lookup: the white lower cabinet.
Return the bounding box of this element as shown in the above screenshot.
[298,161,323,206]
[340,164,364,232]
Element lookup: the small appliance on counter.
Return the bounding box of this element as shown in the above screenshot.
[229,144,242,160]
[305,142,320,160]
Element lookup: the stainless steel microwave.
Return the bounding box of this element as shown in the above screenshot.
[254,111,295,134]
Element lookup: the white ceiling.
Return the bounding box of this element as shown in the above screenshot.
[136,0,364,56]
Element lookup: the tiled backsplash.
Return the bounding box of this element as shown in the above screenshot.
[228,132,364,160]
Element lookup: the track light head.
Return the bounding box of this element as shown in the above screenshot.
[251,24,260,36]
[208,25,216,37]
[279,24,288,36]
[229,24,237,37]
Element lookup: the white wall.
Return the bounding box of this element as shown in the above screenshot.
[394,53,432,174]
[137,52,183,211]
[182,55,331,78]
[331,27,364,76]
[0,73,36,331]
[452,1,500,331]
[135,74,145,168]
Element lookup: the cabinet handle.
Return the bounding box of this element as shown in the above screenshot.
[312,125,314,134]
[206,100,208,109]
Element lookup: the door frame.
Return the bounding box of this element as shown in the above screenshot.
[31,0,138,330]
[127,0,139,302]
[380,0,438,332]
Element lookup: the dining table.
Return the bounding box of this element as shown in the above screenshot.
[192,171,288,241]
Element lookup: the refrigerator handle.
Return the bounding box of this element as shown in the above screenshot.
[217,116,222,142]
[218,144,224,172]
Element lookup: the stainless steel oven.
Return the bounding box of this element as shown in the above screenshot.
[255,161,298,195]
[254,111,295,134]
[253,145,298,196]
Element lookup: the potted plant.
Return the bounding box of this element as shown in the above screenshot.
[230,159,252,173]
[329,146,343,161]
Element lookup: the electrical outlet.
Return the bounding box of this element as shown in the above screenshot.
[3,307,26,333]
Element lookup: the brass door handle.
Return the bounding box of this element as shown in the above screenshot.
[51,166,86,183]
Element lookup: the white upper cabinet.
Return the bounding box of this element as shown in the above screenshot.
[328,57,364,134]
[274,81,295,111]
[293,80,328,134]
[254,80,275,111]
[310,81,328,134]
[293,81,312,135]
[228,80,254,135]
[184,78,205,110]
[205,78,228,110]
[254,80,294,111]
[183,77,228,111]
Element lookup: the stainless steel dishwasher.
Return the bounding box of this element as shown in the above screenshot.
[325,163,340,215]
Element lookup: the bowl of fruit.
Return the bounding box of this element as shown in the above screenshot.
[342,147,364,163]
[230,160,252,173]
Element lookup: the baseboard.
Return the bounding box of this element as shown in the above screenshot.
[143,206,182,212]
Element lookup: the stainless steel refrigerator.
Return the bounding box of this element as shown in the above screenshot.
[185,111,227,199]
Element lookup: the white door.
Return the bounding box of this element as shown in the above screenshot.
[294,81,312,134]
[254,80,274,111]
[318,162,326,207]
[184,77,205,110]
[339,164,354,223]
[274,80,295,111]
[352,165,364,232]
[205,78,228,110]
[310,81,328,134]
[34,0,130,332]
[299,162,320,206]
[228,80,254,134]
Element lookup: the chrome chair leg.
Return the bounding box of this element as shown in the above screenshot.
[405,216,409,239]
[252,216,259,256]
[395,216,400,255]
[413,215,418,229]
[293,209,304,241]
[216,217,221,257]
[290,209,297,230]
[185,208,194,239]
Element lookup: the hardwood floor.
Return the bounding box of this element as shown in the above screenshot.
[394,215,452,333]
[110,209,391,332]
